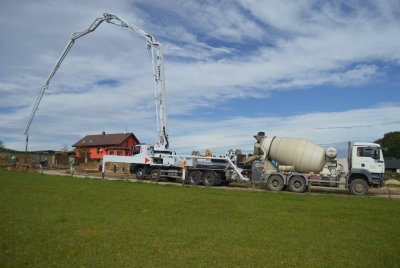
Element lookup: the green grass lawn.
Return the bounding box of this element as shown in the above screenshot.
[1,170,399,267]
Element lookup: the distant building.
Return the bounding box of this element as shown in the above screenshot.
[385,159,400,173]
[73,132,140,160]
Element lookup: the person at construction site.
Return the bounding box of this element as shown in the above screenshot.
[39,158,48,170]
[98,160,103,171]
[11,155,17,167]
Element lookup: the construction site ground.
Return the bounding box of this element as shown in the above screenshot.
[35,167,400,199]
[1,153,399,199]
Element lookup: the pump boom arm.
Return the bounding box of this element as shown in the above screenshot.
[104,14,169,150]
[24,13,169,154]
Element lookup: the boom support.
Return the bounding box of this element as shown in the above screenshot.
[24,13,169,155]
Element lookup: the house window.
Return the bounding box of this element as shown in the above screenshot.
[117,151,123,156]
[109,151,114,155]
[97,148,102,154]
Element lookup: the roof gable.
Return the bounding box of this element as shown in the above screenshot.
[73,132,139,147]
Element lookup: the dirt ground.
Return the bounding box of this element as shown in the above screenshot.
[0,153,38,173]
[33,168,400,199]
[0,153,131,175]
[73,161,131,176]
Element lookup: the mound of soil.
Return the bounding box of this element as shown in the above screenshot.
[0,153,46,173]
[74,161,130,176]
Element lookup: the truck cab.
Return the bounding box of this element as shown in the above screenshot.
[348,142,385,194]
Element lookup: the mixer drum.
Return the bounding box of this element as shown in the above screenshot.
[261,136,326,173]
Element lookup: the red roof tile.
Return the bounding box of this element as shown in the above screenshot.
[72,132,139,147]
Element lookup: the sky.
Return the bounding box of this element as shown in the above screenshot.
[0,0,399,155]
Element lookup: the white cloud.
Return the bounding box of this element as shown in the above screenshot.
[136,0,266,42]
[170,104,400,154]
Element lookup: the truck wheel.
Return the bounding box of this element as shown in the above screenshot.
[288,176,307,193]
[266,175,284,191]
[202,171,219,187]
[187,170,202,185]
[150,168,161,182]
[135,168,145,180]
[349,179,368,196]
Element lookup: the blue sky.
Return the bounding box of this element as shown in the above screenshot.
[0,0,399,155]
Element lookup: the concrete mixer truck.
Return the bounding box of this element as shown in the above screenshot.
[247,132,385,196]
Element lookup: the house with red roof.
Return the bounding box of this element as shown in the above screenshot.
[73,132,140,160]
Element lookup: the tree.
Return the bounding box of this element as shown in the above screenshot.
[375,131,400,159]
[0,141,3,150]
[60,144,69,153]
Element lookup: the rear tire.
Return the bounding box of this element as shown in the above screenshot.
[266,175,284,192]
[202,171,219,187]
[135,168,145,180]
[288,176,307,193]
[349,178,368,196]
[187,170,202,185]
[150,168,161,182]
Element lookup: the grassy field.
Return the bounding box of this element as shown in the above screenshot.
[1,170,399,267]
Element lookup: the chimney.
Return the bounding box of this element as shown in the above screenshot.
[102,131,105,136]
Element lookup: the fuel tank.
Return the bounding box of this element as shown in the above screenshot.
[260,136,326,173]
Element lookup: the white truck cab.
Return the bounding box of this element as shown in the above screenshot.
[348,142,385,194]
[352,142,385,174]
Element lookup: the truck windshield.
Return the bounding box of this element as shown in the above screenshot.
[357,147,380,160]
